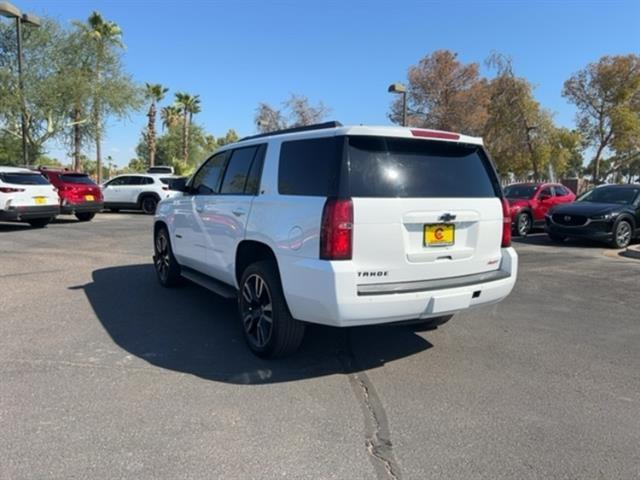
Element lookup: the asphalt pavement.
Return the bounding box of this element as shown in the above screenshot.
[1,213,639,479]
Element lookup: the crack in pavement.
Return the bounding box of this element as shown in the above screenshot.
[338,330,401,480]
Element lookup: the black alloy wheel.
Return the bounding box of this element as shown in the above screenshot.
[142,196,158,215]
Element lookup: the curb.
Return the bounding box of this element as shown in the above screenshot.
[621,245,640,260]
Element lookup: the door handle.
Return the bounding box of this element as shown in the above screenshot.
[232,209,246,217]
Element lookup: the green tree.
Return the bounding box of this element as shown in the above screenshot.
[484,53,555,180]
[216,128,239,147]
[0,19,75,164]
[144,83,169,168]
[160,105,182,130]
[74,12,141,183]
[174,92,201,163]
[563,54,640,183]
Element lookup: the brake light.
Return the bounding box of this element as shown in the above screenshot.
[0,187,25,193]
[501,198,511,247]
[320,198,353,260]
[411,129,460,140]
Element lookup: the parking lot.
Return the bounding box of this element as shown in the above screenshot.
[1,214,639,480]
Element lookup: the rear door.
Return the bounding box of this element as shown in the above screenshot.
[346,135,504,285]
[535,186,554,220]
[201,144,265,285]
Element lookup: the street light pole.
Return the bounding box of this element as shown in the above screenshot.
[387,83,408,127]
[0,2,40,166]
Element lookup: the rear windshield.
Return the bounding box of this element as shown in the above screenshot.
[159,177,175,185]
[347,136,499,198]
[60,174,96,185]
[504,185,537,199]
[0,172,50,185]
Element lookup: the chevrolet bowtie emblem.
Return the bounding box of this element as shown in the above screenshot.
[439,213,457,222]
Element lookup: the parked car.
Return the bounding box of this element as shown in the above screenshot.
[152,122,518,357]
[102,174,181,214]
[147,166,174,174]
[38,168,103,222]
[0,166,59,227]
[504,182,576,236]
[545,184,640,248]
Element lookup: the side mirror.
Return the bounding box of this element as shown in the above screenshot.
[168,177,189,193]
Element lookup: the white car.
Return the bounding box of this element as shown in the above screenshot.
[102,173,181,214]
[153,122,518,357]
[0,166,59,227]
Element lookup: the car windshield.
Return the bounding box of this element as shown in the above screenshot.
[578,186,640,205]
[60,174,96,185]
[504,185,537,199]
[0,172,50,185]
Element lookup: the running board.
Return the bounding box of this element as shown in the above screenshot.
[180,267,237,299]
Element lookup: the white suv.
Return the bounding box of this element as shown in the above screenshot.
[102,173,180,214]
[153,122,518,357]
[0,166,59,227]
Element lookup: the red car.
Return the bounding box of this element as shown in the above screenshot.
[504,183,576,236]
[38,168,104,222]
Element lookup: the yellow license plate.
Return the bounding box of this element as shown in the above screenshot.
[424,224,455,246]
[85,195,95,201]
[34,197,46,205]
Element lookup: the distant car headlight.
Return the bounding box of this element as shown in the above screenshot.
[590,212,616,220]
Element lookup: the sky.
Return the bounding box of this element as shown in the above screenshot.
[17,0,640,167]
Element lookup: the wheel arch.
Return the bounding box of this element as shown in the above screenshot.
[138,191,161,206]
[235,240,281,287]
[616,213,636,231]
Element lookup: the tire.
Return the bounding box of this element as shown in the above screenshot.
[141,196,158,215]
[153,226,182,287]
[610,220,632,249]
[109,208,120,213]
[28,217,51,228]
[238,260,305,358]
[548,233,566,243]
[514,212,532,237]
[75,212,95,222]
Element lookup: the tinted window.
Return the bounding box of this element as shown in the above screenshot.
[0,172,50,185]
[220,147,258,194]
[128,176,153,185]
[539,187,552,198]
[347,136,499,198]
[504,185,537,199]
[60,174,96,185]
[554,185,570,196]
[192,151,229,195]
[578,186,640,205]
[278,137,342,196]
[245,144,266,195]
[159,177,175,185]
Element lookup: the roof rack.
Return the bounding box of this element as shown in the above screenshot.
[239,121,343,142]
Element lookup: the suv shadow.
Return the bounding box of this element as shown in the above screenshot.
[77,264,433,385]
[513,232,607,249]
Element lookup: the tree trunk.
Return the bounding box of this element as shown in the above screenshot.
[148,102,156,167]
[182,111,189,163]
[96,126,102,183]
[73,107,81,171]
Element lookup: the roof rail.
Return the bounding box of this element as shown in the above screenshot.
[239,121,343,142]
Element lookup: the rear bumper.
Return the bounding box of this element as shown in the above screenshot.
[0,205,60,221]
[280,247,518,327]
[60,201,103,214]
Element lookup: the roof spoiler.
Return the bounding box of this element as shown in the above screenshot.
[239,121,343,142]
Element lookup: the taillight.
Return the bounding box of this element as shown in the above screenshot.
[501,198,511,247]
[411,129,460,140]
[320,198,353,260]
[0,187,25,193]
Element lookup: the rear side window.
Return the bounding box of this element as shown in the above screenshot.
[220,146,258,194]
[0,172,50,185]
[347,136,499,198]
[60,174,96,185]
[554,185,569,196]
[278,137,342,196]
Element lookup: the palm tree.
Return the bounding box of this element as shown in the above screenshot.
[144,83,168,168]
[160,105,182,130]
[174,92,201,163]
[74,11,123,183]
